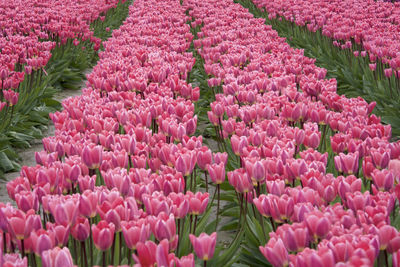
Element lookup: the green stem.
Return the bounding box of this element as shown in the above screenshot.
[216,184,220,231]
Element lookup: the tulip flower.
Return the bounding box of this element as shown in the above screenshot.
[207,163,225,184]
[91,220,115,251]
[71,217,90,242]
[259,238,289,267]
[2,253,28,267]
[189,232,217,262]
[29,229,55,255]
[132,240,157,267]
[82,145,103,169]
[121,220,150,250]
[41,247,74,267]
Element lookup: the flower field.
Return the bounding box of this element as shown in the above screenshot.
[0,0,400,266]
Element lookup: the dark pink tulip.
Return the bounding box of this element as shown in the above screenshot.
[3,90,19,106]
[189,232,217,261]
[91,220,115,251]
[259,238,289,267]
[41,247,74,267]
[71,217,90,242]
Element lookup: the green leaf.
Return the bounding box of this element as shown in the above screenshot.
[0,152,15,172]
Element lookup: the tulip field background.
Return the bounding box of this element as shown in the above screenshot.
[1,0,400,266]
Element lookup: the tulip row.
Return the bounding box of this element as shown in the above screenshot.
[0,0,130,176]
[186,0,400,266]
[251,0,400,82]
[236,0,400,137]
[0,0,226,266]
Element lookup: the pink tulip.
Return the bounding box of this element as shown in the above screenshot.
[189,232,217,261]
[29,229,55,255]
[259,238,289,267]
[121,220,150,250]
[41,247,74,267]
[175,253,195,267]
[187,191,209,215]
[91,220,115,251]
[132,240,157,267]
[304,212,331,241]
[335,152,359,175]
[71,217,90,241]
[371,169,394,191]
[2,253,27,267]
[82,145,103,169]
[207,163,225,184]
[78,190,98,218]
[46,223,70,247]
[49,199,78,227]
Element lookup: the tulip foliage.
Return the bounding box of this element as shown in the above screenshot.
[2,0,400,266]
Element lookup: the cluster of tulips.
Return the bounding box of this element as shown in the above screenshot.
[187,0,400,266]
[0,0,126,174]
[0,0,222,266]
[2,0,400,266]
[0,0,121,92]
[251,0,400,85]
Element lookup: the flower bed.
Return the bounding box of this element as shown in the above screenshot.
[187,0,400,265]
[0,0,129,176]
[1,0,400,266]
[242,0,400,137]
[1,0,214,266]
